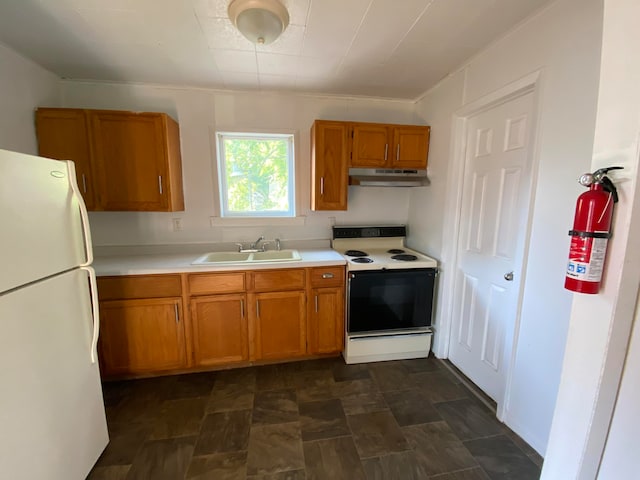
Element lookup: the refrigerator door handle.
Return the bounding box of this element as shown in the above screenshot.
[80,266,100,364]
[67,161,93,267]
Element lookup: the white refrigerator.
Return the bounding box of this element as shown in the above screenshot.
[0,148,109,479]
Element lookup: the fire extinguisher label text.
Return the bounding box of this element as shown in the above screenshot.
[567,236,608,282]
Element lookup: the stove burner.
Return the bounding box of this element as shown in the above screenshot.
[387,249,405,254]
[345,250,369,257]
[352,257,374,263]
[391,254,418,262]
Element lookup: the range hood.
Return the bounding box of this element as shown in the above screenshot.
[349,168,430,187]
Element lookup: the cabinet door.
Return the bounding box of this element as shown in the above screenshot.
[391,126,430,169]
[251,291,306,360]
[351,124,389,168]
[90,112,171,211]
[308,287,345,354]
[98,298,187,376]
[35,108,96,209]
[190,294,249,366]
[310,121,349,211]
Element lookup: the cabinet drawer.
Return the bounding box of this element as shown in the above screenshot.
[251,269,305,292]
[310,266,345,287]
[97,275,182,300]
[188,272,246,296]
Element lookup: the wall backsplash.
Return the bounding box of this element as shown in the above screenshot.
[61,83,419,246]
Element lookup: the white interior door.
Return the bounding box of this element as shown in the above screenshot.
[449,92,535,406]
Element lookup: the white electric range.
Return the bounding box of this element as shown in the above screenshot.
[332,225,438,364]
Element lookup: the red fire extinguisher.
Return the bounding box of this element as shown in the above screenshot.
[565,166,623,294]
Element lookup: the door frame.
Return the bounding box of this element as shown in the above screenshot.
[435,70,543,419]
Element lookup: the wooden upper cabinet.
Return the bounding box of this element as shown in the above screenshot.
[350,122,430,170]
[35,108,96,209]
[35,107,184,212]
[351,124,389,168]
[310,120,349,211]
[392,126,430,169]
[90,111,184,211]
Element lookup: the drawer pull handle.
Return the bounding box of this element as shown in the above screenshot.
[321,273,334,279]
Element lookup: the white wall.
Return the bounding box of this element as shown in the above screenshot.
[59,82,418,246]
[542,0,640,477]
[0,42,59,154]
[598,292,640,478]
[408,0,604,455]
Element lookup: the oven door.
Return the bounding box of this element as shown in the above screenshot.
[347,268,436,335]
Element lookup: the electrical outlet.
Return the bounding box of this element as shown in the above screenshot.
[171,218,182,232]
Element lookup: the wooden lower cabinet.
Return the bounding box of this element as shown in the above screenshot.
[251,291,306,360]
[308,287,345,354]
[190,294,249,366]
[97,266,345,378]
[98,297,187,376]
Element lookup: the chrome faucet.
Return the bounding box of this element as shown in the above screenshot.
[236,235,270,252]
[250,235,265,251]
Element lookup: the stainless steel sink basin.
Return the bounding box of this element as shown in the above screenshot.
[192,249,301,265]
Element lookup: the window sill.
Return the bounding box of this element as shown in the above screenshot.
[209,216,307,227]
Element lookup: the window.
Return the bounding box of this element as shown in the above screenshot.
[216,132,295,217]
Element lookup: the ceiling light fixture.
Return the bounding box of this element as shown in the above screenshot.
[228,0,290,45]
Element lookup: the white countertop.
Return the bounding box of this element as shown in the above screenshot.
[93,248,346,276]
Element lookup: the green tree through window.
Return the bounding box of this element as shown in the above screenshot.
[217,133,295,217]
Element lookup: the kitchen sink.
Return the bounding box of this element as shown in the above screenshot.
[250,250,301,262]
[192,252,252,264]
[192,249,301,265]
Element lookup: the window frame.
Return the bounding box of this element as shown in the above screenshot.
[216,131,296,218]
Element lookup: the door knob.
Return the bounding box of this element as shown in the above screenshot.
[504,271,514,281]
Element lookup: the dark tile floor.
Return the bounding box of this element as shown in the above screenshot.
[88,356,542,480]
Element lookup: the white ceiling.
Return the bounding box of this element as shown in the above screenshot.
[0,0,553,100]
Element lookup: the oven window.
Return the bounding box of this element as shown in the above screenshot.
[348,268,436,334]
